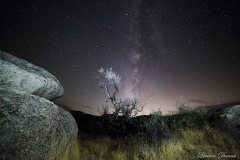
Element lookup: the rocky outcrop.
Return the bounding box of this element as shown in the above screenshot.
[0,51,78,160]
[0,89,78,160]
[210,105,240,144]
[0,50,64,100]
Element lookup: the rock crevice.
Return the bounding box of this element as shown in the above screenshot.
[0,51,78,160]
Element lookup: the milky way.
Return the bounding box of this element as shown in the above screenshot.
[1,0,239,115]
[125,0,143,98]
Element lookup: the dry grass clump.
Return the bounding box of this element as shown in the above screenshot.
[78,136,129,160]
[160,124,239,160]
[77,123,240,160]
[47,135,80,160]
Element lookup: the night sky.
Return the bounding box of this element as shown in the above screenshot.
[1,0,239,115]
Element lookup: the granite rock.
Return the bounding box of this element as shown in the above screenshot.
[0,89,78,160]
[0,51,64,100]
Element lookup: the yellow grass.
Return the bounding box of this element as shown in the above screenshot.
[159,124,239,160]
[47,135,80,160]
[77,123,240,160]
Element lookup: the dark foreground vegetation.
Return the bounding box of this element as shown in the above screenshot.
[70,104,240,160]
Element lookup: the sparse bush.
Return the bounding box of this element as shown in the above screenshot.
[193,106,208,116]
[123,109,171,148]
[169,118,178,131]
[139,109,170,143]
[175,96,192,114]
[168,106,208,131]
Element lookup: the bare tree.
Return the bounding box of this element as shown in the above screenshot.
[95,68,121,105]
[97,104,109,116]
[176,96,192,114]
[94,68,144,137]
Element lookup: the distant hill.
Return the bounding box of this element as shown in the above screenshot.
[54,103,95,126]
[70,110,95,125]
[204,101,240,110]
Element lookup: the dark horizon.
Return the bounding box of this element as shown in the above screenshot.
[58,101,240,116]
[1,0,239,115]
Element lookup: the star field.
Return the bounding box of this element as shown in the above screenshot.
[1,0,239,115]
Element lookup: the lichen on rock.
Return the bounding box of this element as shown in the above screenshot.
[0,89,78,160]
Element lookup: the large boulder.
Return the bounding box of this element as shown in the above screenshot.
[210,105,240,144]
[0,89,78,160]
[0,51,64,100]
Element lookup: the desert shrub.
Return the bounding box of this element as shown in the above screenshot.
[123,109,170,149]
[140,109,170,143]
[168,106,208,131]
[175,96,192,114]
